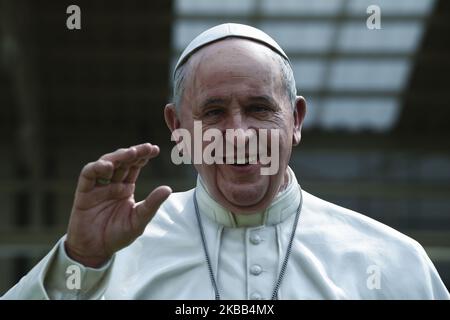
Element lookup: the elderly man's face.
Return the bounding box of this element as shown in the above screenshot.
[166,39,305,214]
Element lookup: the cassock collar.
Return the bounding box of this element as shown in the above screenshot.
[195,166,301,228]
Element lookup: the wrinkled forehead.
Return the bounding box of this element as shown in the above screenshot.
[186,38,280,72]
[185,39,283,92]
[178,39,287,113]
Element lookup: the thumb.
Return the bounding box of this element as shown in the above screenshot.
[134,185,172,229]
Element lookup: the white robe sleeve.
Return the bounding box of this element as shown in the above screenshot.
[419,246,450,299]
[1,236,114,300]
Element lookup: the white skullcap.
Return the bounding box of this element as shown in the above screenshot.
[174,23,290,76]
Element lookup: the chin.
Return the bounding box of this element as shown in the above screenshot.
[229,188,264,206]
[197,165,281,214]
[218,182,274,214]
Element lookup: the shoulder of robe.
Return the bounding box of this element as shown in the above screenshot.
[142,188,197,234]
[115,188,201,261]
[106,188,207,297]
[299,190,439,289]
[300,189,422,250]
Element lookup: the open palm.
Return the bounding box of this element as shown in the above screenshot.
[65,143,172,267]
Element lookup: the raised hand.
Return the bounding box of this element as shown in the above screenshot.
[65,143,172,268]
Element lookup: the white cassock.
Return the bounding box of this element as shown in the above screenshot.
[2,167,449,300]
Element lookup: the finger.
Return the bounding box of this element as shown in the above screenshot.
[131,143,155,159]
[122,146,158,184]
[107,144,159,183]
[126,143,160,162]
[133,186,172,230]
[123,165,140,184]
[111,165,130,183]
[123,158,150,183]
[100,147,138,166]
[77,160,114,193]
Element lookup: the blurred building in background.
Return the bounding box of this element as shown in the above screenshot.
[0,0,449,295]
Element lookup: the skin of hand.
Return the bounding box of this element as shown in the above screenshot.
[65,143,172,268]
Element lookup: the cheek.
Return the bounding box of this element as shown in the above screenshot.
[278,114,296,145]
[194,164,219,192]
[269,117,293,145]
[280,132,292,148]
[195,163,215,176]
[271,126,294,169]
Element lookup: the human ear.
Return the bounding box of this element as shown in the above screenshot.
[292,96,306,146]
[164,103,181,133]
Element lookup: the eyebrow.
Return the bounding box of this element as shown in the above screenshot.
[199,97,230,109]
[199,95,279,110]
[246,95,278,106]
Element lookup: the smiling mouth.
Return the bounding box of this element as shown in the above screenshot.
[223,154,259,166]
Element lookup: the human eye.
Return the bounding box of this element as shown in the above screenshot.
[203,108,225,117]
[247,104,272,113]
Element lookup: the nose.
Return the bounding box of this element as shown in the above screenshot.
[222,111,257,157]
[223,111,249,132]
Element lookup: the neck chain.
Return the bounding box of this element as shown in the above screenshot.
[193,185,303,300]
